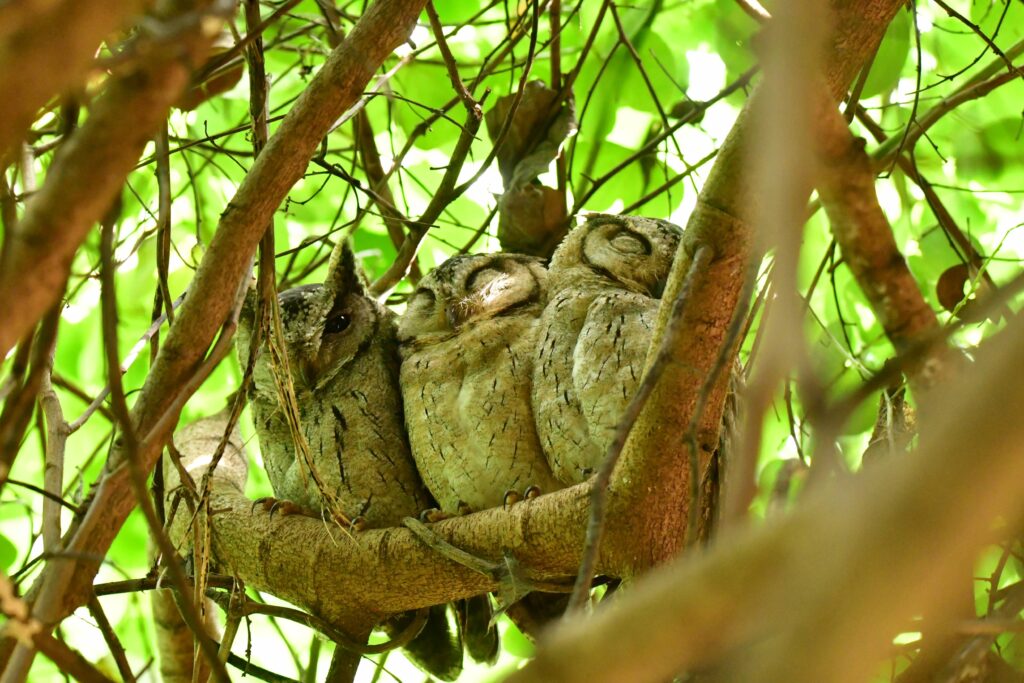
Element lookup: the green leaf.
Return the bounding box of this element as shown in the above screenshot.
[500,618,535,658]
[860,8,910,98]
[0,533,17,572]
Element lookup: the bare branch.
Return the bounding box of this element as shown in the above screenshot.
[0,0,146,161]
[8,0,431,664]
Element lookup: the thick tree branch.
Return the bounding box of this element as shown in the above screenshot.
[166,416,588,625]
[509,290,1024,683]
[0,0,145,161]
[601,0,906,574]
[5,0,429,667]
[814,101,946,389]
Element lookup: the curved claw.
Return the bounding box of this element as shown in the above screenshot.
[502,490,521,509]
[503,486,542,509]
[418,507,448,523]
[255,496,307,520]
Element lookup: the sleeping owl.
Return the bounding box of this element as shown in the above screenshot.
[237,242,485,680]
[533,213,683,485]
[397,252,563,514]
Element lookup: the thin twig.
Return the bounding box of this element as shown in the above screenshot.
[98,208,230,683]
[208,589,430,655]
[734,0,771,23]
[67,295,184,434]
[87,595,137,683]
[38,362,68,552]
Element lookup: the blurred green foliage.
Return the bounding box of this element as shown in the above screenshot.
[2,0,1024,680]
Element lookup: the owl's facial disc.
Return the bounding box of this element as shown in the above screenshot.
[608,229,651,256]
[448,266,510,326]
[450,260,540,326]
[309,293,375,389]
[397,287,449,342]
[577,215,680,297]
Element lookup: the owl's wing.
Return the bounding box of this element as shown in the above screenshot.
[573,291,658,456]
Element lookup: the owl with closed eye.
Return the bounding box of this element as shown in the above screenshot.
[237,242,486,680]
[397,253,563,514]
[533,213,683,485]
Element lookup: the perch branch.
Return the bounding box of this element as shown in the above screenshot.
[3,0,430,670]
[508,302,1024,683]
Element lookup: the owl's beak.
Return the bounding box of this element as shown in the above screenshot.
[445,303,464,328]
[298,359,317,389]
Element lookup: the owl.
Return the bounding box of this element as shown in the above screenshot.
[237,242,489,680]
[533,213,683,485]
[397,252,563,515]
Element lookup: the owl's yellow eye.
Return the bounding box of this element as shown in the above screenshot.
[324,313,351,334]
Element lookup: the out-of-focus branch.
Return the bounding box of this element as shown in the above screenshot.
[601,0,905,573]
[0,0,145,161]
[509,293,1024,683]
[814,100,947,391]
[2,0,430,673]
[0,1,220,360]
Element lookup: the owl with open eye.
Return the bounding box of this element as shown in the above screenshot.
[397,253,563,515]
[237,242,433,527]
[237,242,492,680]
[533,213,683,485]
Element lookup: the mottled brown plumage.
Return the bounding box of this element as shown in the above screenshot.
[533,214,683,485]
[237,242,467,680]
[398,253,563,514]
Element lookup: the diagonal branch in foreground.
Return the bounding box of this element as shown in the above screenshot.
[508,282,1024,683]
[1,0,432,672]
[0,1,219,360]
[0,0,145,162]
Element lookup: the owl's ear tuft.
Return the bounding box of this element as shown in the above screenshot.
[324,239,369,299]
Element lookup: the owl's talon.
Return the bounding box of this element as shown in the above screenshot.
[502,490,521,509]
[419,507,448,523]
[523,485,542,500]
[256,496,310,520]
[349,515,367,532]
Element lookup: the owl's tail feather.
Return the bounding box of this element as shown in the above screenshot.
[504,592,571,641]
[386,605,463,681]
[458,595,500,664]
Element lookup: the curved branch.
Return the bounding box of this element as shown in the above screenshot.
[165,415,590,624]
[0,0,145,161]
[11,0,430,656]
[508,279,1024,683]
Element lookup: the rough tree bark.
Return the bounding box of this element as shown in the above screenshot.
[0,0,930,680]
[0,0,429,677]
[144,0,906,660]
